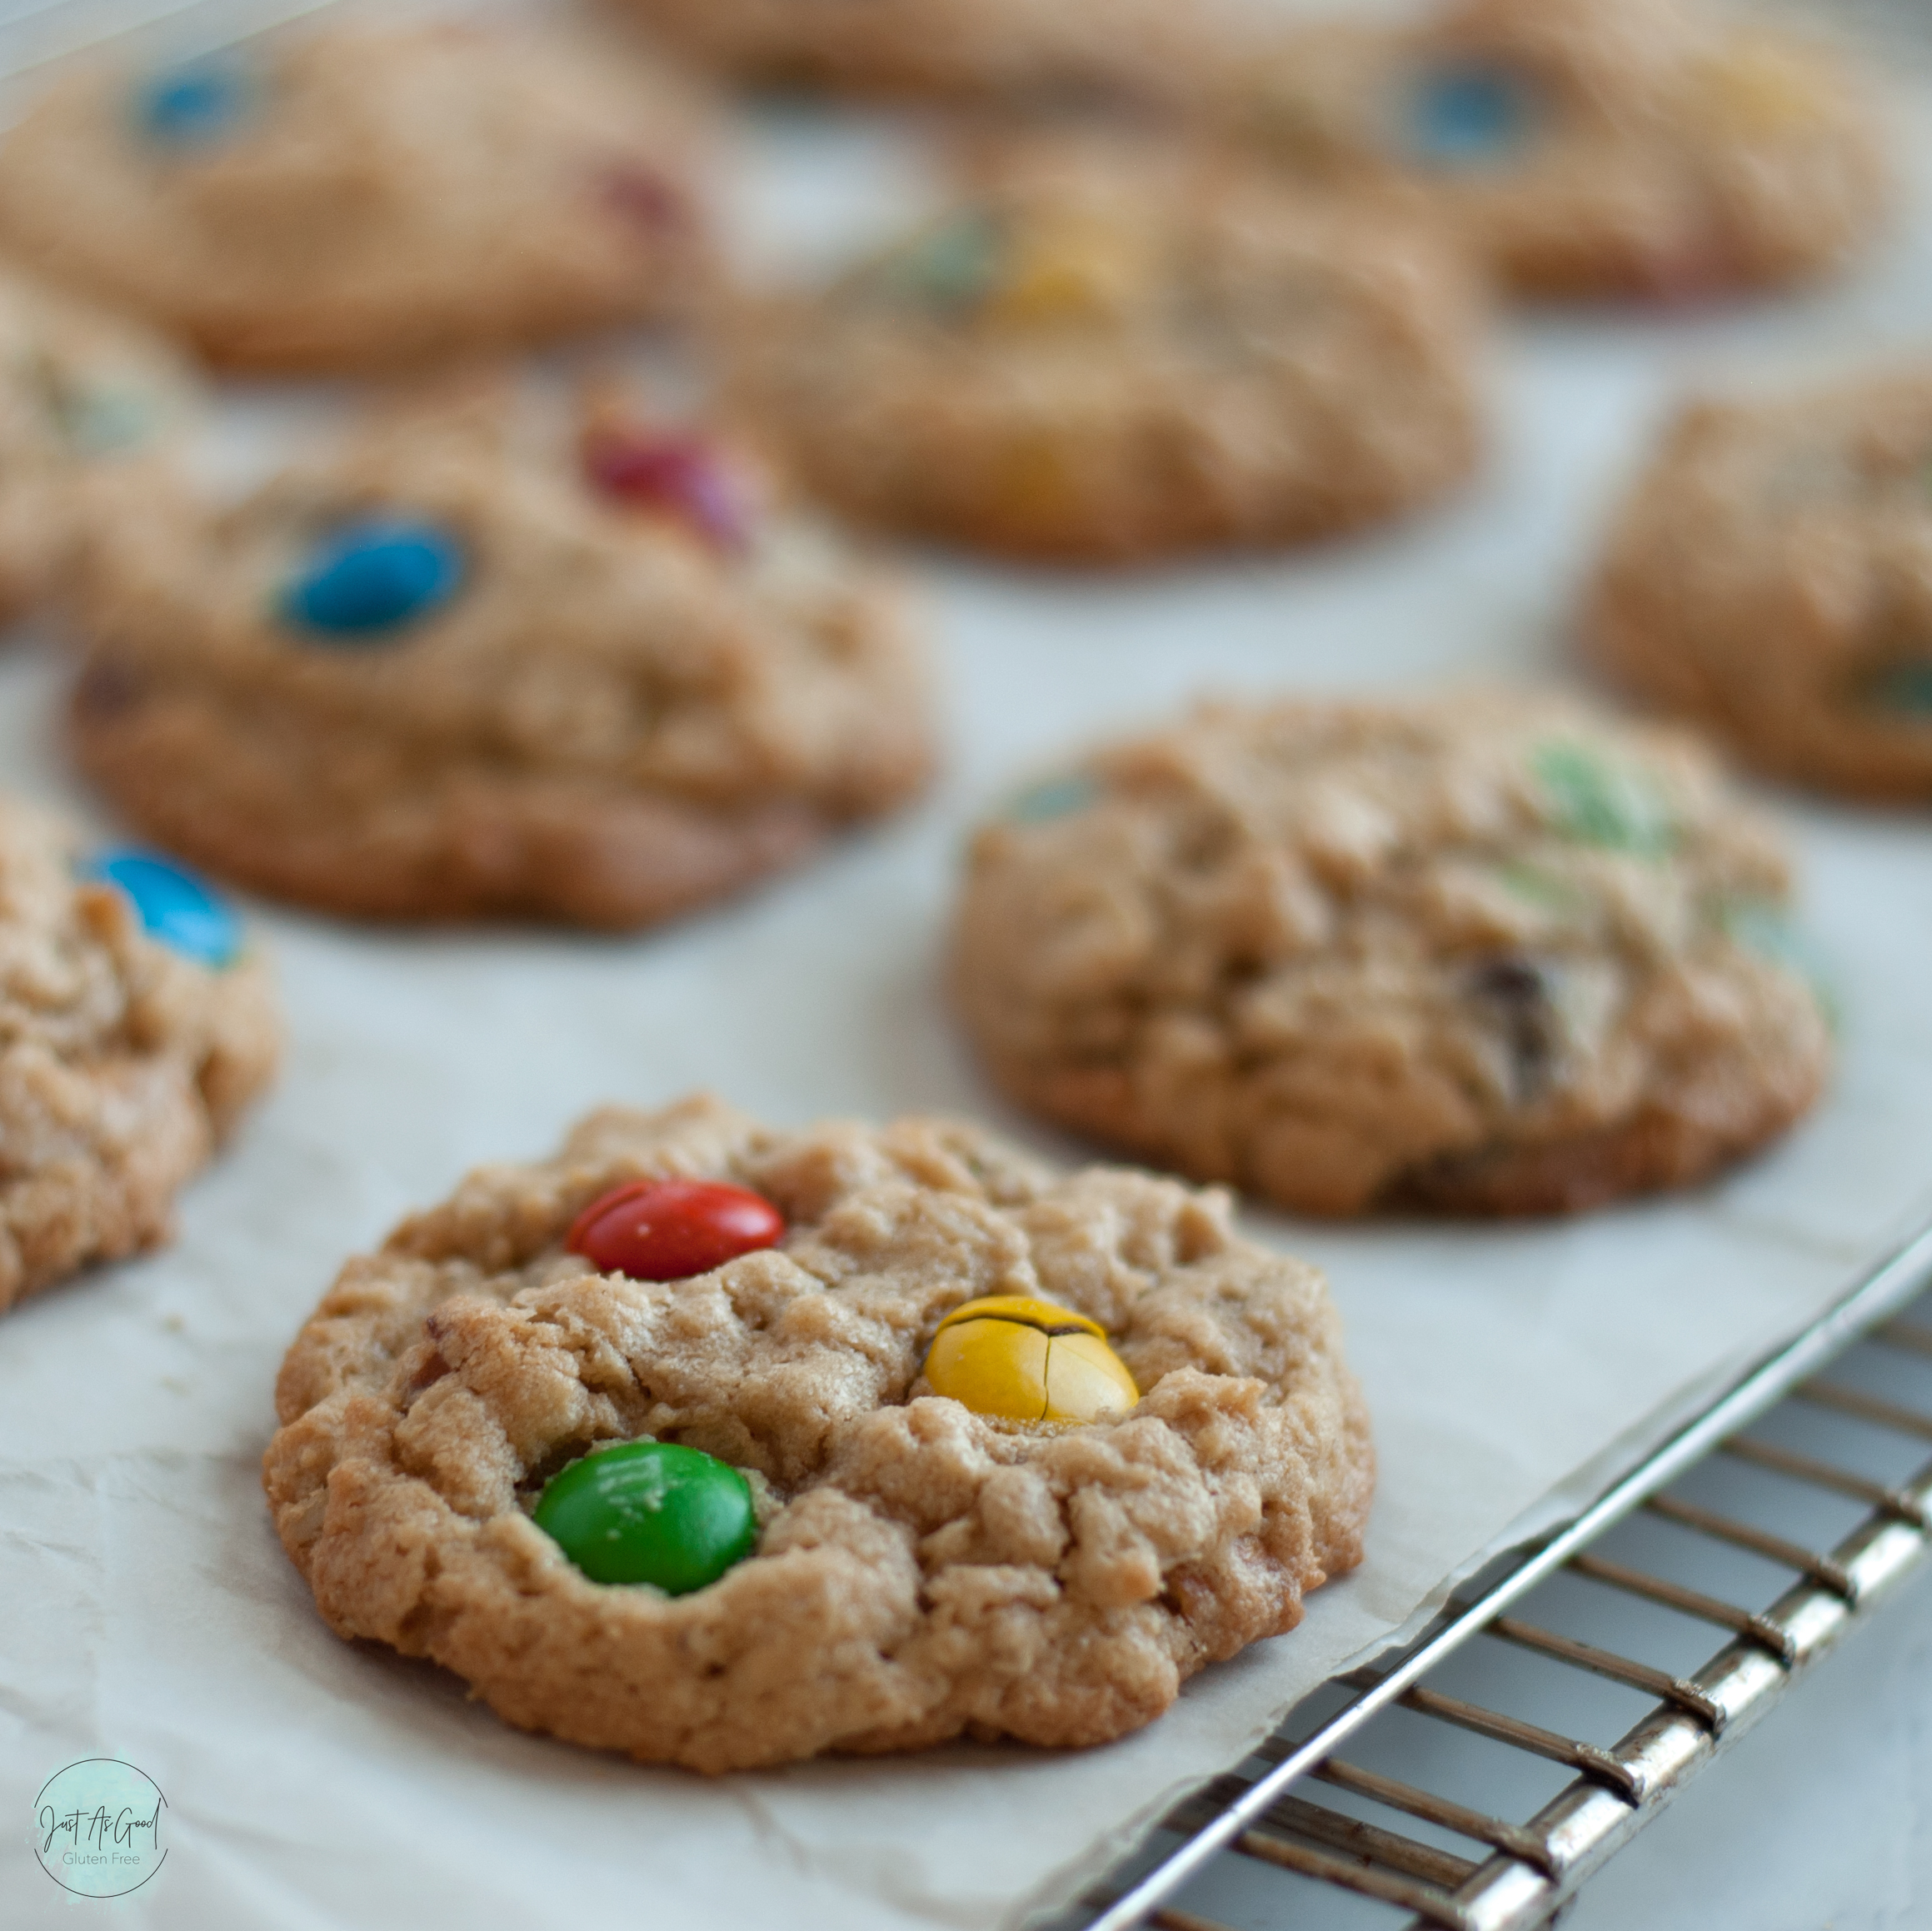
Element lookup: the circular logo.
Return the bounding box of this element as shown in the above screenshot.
[33,1759,167,1899]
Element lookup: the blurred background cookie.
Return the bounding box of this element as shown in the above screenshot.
[951,693,1831,1216]
[1588,367,1932,802]
[0,261,197,624]
[0,18,716,372]
[1211,0,1890,301]
[608,0,1211,107]
[0,795,277,1315]
[65,381,935,928]
[736,137,1485,563]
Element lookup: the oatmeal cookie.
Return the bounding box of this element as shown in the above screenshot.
[1588,368,1932,801]
[0,262,197,623]
[951,695,1831,1217]
[67,384,934,929]
[0,20,714,372]
[262,1093,1372,1770]
[0,795,277,1314]
[736,137,1483,563]
[613,0,1213,106]
[1212,0,1888,300]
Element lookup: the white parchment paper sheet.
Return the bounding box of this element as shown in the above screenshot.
[6,57,1932,1931]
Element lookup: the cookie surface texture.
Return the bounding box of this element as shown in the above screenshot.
[262,1094,1374,1770]
[0,796,277,1313]
[951,695,1831,1216]
[617,0,1215,106]
[737,139,1483,562]
[0,22,713,371]
[1217,0,1889,299]
[67,389,934,928]
[0,262,196,621]
[1588,368,1932,801]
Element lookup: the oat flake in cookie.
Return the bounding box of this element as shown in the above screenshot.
[0,796,277,1314]
[0,21,713,372]
[1589,368,1932,802]
[736,137,1483,564]
[951,696,1831,1218]
[262,1095,1370,1770]
[0,262,196,623]
[67,386,934,929]
[1214,0,1888,302]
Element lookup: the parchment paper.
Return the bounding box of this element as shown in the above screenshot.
[6,46,1932,1931]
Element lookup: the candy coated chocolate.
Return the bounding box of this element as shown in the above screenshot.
[534,1440,756,1592]
[1405,63,1535,167]
[80,848,242,968]
[137,59,252,147]
[282,518,465,641]
[567,1177,783,1280]
[923,1295,1138,1425]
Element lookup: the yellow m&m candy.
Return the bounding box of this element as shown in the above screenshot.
[922,1295,1139,1426]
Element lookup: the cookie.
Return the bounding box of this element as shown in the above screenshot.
[0,21,714,372]
[951,695,1831,1217]
[614,0,1210,106]
[0,796,277,1315]
[261,1092,1373,1770]
[735,137,1484,563]
[67,383,935,929]
[1212,0,1889,300]
[0,262,197,623]
[1588,368,1932,801]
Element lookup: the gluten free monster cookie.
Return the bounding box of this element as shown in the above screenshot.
[1213,0,1888,301]
[0,262,196,623]
[737,139,1483,563]
[0,20,712,372]
[952,696,1831,1217]
[1588,368,1932,802]
[67,386,933,928]
[0,796,277,1314]
[262,1095,1372,1771]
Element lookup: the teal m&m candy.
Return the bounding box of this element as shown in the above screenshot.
[533,1440,756,1593]
[135,57,253,148]
[79,849,242,969]
[282,518,466,642]
[1405,62,1536,168]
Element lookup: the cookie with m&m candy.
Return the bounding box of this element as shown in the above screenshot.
[263,1094,1372,1770]
[0,261,198,625]
[1213,0,1889,302]
[67,381,934,928]
[1589,365,1932,802]
[952,691,1830,1215]
[0,796,277,1315]
[0,21,716,372]
[737,133,1482,564]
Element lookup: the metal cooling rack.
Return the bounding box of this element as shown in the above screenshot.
[1051,1225,1932,1931]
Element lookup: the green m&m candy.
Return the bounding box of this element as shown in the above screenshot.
[532,1440,756,1593]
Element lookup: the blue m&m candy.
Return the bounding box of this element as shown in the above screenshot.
[80,850,242,969]
[281,518,466,642]
[135,57,253,149]
[1405,63,1536,168]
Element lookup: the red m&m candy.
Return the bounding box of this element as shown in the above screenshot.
[567,1178,783,1281]
[582,431,752,552]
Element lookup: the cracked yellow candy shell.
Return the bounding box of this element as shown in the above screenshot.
[923,1295,1138,1425]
